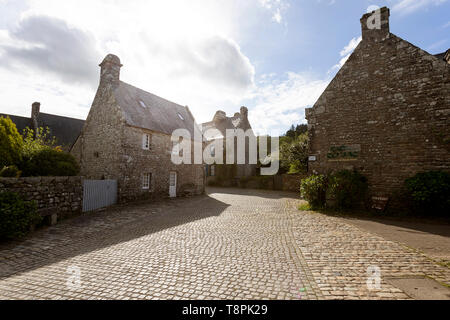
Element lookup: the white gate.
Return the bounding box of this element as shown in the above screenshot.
[83,180,118,212]
[169,172,177,198]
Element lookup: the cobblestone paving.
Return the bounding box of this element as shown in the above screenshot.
[0,188,448,300]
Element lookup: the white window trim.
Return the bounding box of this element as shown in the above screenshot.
[142,173,151,190]
[142,134,150,150]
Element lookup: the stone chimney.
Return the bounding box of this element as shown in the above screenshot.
[99,54,122,86]
[360,7,390,42]
[240,106,248,120]
[213,110,227,123]
[31,102,40,134]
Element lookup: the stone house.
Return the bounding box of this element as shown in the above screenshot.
[71,54,205,202]
[305,7,450,206]
[201,107,257,183]
[0,102,85,151]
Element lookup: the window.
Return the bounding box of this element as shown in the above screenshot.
[210,165,216,177]
[177,113,184,120]
[142,134,150,150]
[142,173,151,190]
[210,145,216,157]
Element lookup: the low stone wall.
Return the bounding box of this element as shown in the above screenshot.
[0,177,83,222]
[281,174,306,192]
[207,173,306,192]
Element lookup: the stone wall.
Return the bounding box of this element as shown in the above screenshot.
[306,8,450,206]
[0,176,83,220]
[72,63,205,203]
[119,126,204,202]
[281,174,306,192]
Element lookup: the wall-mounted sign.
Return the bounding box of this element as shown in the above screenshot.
[327,145,361,161]
[371,196,389,211]
[308,155,317,162]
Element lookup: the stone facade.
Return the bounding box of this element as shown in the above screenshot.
[71,54,204,203]
[0,176,82,220]
[202,107,257,179]
[306,7,450,204]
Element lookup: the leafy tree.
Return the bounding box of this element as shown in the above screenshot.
[279,126,309,174]
[21,127,57,160]
[0,116,23,168]
[20,148,80,177]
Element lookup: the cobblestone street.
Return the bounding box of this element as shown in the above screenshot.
[0,188,449,300]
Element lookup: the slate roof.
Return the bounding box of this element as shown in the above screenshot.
[114,81,202,141]
[0,112,85,148]
[37,113,85,147]
[0,114,31,134]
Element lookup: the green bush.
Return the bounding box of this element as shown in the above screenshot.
[405,171,450,216]
[0,165,21,178]
[0,116,23,168]
[327,170,368,209]
[21,148,80,177]
[300,174,327,209]
[0,192,41,239]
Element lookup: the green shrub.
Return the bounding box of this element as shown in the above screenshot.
[405,171,450,216]
[0,192,41,239]
[300,174,327,209]
[0,165,21,178]
[327,170,368,209]
[20,148,80,177]
[0,116,23,168]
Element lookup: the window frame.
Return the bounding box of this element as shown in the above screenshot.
[142,173,151,190]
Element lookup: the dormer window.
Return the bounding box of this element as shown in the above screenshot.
[139,100,147,109]
[142,133,150,150]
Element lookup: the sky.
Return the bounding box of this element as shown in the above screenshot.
[0,0,449,136]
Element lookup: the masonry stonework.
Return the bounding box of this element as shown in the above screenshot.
[0,176,83,219]
[71,54,204,203]
[306,7,450,205]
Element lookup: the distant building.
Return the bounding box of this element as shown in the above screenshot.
[306,7,450,206]
[201,107,257,182]
[71,54,204,202]
[0,102,85,151]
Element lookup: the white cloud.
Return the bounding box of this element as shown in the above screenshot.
[247,72,330,136]
[392,0,448,16]
[258,0,289,24]
[0,15,100,86]
[329,36,361,72]
[0,0,262,126]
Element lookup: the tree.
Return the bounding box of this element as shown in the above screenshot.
[279,123,309,174]
[0,116,23,168]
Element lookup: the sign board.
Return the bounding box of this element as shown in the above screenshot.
[308,155,317,162]
[371,196,389,211]
[327,145,361,161]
